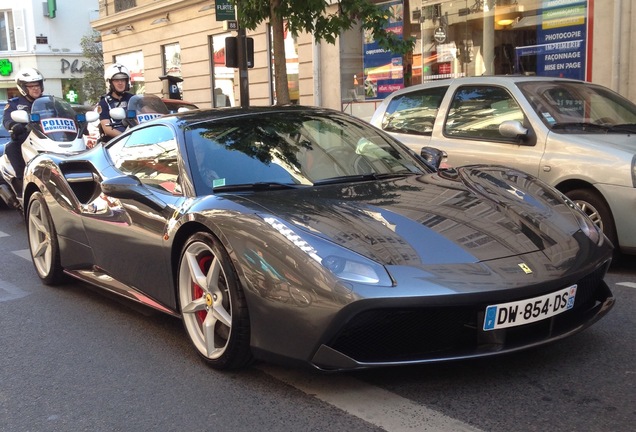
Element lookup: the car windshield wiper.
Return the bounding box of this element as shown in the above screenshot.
[606,123,636,133]
[212,182,304,192]
[313,172,414,186]
[550,122,611,132]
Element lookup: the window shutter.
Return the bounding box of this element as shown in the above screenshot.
[13,9,27,51]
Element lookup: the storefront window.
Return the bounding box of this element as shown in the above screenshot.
[61,79,84,105]
[410,0,588,81]
[211,33,235,107]
[115,51,144,94]
[268,21,300,104]
[162,43,183,99]
[342,0,590,109]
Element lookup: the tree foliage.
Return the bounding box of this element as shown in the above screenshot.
[235,0,414,105]
[80,31,105,104]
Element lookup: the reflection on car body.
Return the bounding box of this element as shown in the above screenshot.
[371,76,636,255]
[21,105,614,372]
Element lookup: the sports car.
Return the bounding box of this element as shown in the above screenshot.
[22,105,614,371]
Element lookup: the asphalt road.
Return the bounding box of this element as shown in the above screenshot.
[1,208,634,432]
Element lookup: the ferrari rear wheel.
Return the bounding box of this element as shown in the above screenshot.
[178,232,252,370]
[27,192,65,285]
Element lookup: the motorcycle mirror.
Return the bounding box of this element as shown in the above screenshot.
[10,110,30,124]
[85,111,100,123]
[110,107,126,120]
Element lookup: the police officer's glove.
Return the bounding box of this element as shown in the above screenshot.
[10,123,27,140]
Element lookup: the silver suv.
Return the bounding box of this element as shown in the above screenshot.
[370,76,636,254]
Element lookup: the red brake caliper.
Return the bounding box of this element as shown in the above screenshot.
[193,255,212,325]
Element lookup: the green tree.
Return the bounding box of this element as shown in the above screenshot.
[80,31,105,104]
[236,0,414,105]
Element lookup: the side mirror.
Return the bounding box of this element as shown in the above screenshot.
[85,111,100,123]
[109,107,126,120]
[10,110,30,124]
[499,120,528,138]
[100,175,169,214]
[420,146,448,170]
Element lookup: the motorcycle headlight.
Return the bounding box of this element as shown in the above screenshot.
[260,215,393,286]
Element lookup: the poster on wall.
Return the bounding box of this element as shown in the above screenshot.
[515,0,587,80]
[362,0,404,99]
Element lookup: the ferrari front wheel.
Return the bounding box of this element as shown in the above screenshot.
[27,192,65,285]
[178,232,252,370]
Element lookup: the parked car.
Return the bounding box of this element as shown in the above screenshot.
[22,106,614,371]
[370,76,636,255]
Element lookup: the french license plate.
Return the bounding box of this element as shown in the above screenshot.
[483,285,577,331]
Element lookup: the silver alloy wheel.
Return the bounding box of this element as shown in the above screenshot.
[178,240,233,360]
[28,196,54,278]
[574,199,603,231]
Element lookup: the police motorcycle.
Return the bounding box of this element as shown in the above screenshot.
[0,95,99,210]
[87,94,172,148]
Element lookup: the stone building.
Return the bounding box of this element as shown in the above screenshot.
[0,0,99,102]
[90,0,635,119]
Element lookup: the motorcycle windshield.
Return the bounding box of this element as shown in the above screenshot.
[127,94,170,126]
[31,96,80,142]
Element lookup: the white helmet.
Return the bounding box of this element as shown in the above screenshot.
[16,67,44,97]
[104,63,131,93]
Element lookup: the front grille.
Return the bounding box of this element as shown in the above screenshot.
[328,265,611,363]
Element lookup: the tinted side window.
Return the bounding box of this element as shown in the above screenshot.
[381,86,448,136]
[444,86,524,140]
[107,125,182,195]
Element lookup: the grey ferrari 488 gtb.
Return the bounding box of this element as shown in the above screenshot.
[21,105,614,371]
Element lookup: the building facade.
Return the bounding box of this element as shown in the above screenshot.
[91,0,635,119]
[0,0,99,102]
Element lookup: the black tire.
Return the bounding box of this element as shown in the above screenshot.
[26,192,66,285]
[177,232,253,370]
[566,188,618,248]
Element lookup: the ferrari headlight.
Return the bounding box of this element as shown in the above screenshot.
[573,210,603,246]
[322,255,382,284]
[261,215,392,286]
[562,194,604,246]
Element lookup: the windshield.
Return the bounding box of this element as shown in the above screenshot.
[518,81,636,133]
[126,94,170,126]
[185,110,429,194]
[31,96,80,142]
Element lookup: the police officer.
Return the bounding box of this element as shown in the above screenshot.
[2,68,45,184]
[97,63,133,142]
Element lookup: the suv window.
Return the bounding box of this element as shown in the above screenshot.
[107,125,182,195]
[381,86,448,136]
[444,86,524,140]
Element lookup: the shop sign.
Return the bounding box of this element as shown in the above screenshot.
[215,0,236,21]
[61,59,85,74]
[0,58,13,76]
[434,27,447,44]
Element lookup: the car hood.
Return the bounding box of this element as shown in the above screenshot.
[231,166,584,266]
